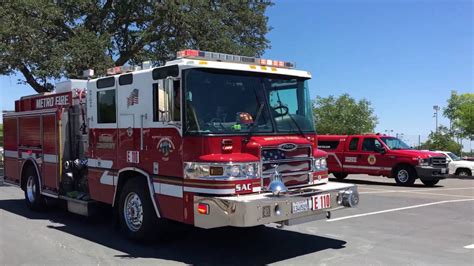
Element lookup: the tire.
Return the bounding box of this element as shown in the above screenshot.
[394,165,416,186]
[24,168,46,211]
[421,179,439,187]
[333,172,349,180]
[118,177,159,242]
[455,169,472,177]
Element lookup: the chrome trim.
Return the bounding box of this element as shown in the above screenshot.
[278,143,298,152]
[183,161,260,181]
[260,144,314,191]
[262,157,313,164]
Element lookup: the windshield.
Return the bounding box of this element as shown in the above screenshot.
[380,137,411,150]
[183,68,315,135]
[447,152,461,161]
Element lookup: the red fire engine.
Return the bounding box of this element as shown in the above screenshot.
[2,50,359,241]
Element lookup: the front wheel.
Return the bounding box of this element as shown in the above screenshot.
[394,166,416,186]
[333,172,349,180]
[118,178,159,242]
[24,169,46,211]
[421,179,439,186]
[456,169,472,177]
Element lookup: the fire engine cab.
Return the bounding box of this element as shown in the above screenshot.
[2,50,359,241]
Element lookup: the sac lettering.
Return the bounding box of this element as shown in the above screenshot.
[236,183,252,192]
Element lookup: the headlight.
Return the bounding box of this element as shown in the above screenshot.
[185,162,259,180]
[418,158,430,166]
[227,165,241,177]
[314,157,327,170]
[321,158,327,168]
[315,158,321,169]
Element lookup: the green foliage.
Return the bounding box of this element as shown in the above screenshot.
[0,0,272,93]
[313,94,378,135]
[443,91,474,138]
[419,126,462,154]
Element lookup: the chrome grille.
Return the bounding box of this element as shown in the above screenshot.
[261,145,313,187]
[431,156,447,167]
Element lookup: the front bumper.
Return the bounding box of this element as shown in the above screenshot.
[193,182,358,229]
[415,166,448,180]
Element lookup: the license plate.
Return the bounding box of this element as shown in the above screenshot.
[441,168,447,174]
[292,199,310,214]
[312,193,331,210]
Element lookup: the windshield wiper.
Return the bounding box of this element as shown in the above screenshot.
[287,113,307,139]
[244,102,265,143]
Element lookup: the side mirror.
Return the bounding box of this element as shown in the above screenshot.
[163,77,174,122]
[376,146,386,154]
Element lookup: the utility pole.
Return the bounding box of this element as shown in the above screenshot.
[433,105,440,132]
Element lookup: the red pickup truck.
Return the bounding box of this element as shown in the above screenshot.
[317,134,448,186]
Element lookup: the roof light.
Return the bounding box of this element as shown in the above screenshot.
[176,50,295,69]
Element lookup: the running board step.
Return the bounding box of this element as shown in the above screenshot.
[59,196,96,216]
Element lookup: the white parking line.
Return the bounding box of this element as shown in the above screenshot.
[327,199,474,222]
[464,244,474,249]
[400,191,474,199]
[360,187,474,194]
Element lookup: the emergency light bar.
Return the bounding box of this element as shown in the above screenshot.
[106,61,153,76]
[176,49,295,69]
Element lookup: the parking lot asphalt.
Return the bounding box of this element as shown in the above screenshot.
[0,174,473,265]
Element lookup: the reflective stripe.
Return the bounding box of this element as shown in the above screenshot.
[153,183,183,198]
[183,186,235,195]
[99,172,116,185]
[3,150,18,158]
[43,154,58,163]
[88,158,113,169]
[21,152,37,160]
[344,165,392,171]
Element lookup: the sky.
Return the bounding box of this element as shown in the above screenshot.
[0,0,472,148]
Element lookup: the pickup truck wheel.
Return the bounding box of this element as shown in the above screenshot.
[333,173,349,180]
[421,179,439,186]
[24,168,46,211]
[119,178,159,242]
[394,166,416,186]
[455,169,472,176]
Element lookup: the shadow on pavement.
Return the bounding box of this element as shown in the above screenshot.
[0,198,346,265]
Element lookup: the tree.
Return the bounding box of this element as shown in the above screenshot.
[0,0,272,93]
[443,91,474,138]
[420,126,462,154]
[313,94,378,135]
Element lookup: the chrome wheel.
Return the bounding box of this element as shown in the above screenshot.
[123,192,143,232]
[458,171,468,176]
[26,176,36,203]
[397,169,409,183]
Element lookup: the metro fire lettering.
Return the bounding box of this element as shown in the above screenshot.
[35,94,69,109]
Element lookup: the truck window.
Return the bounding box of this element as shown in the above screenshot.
[97,90,116,123]
[317,140,340,150]
[349,138,359,150]
[362,138,382,152]
[152,83,169,121]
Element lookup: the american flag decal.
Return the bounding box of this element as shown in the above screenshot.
[127,89,139,107]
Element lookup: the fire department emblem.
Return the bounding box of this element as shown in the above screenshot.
[127,89,139,107]
[157,137,175,161]
[368,155,377,165]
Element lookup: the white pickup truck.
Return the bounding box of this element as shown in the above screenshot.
[435,151,473,177]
